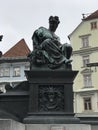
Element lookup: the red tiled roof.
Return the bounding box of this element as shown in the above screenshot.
[84,10,98,20]
[3,39,31,57]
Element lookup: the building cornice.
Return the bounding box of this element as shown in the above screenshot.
[74,88,98,94]
[73,46,98,55]
[0,56,29,63]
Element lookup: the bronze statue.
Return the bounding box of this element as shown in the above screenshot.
[28,16,72,69]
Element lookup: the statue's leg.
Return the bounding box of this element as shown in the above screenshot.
[41,39,61,54]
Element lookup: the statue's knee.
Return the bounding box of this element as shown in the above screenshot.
[63,43,72,51]
[44,39,51,43]
[42,39,51,48]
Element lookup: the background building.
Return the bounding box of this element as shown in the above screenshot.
[0,39,30,92]
[69,10,98,114]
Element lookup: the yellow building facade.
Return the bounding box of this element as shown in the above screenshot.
[69,10,98,113]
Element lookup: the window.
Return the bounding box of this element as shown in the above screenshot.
[13,67,20,77]
[83,74,92,87]
[91,21,97,30]
[4,68,10,76]
[81,36,89,48]
[0,67,10,77]
[82,55,89,67]
[79,34,91,48]
[83,97,92,110]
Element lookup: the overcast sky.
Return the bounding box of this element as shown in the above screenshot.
[0,0,98,53]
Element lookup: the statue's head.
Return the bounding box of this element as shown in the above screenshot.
[49,16,60,24]
[49,16,60,32]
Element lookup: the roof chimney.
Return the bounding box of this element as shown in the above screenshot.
[82,14,85,19]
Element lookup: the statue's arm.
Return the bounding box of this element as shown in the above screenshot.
[32,30,41,50]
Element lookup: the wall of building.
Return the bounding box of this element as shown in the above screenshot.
[70,19,98,51]
[0,61,30,92]
[70,16,98,113]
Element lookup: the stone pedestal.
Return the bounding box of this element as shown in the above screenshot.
[25,124,91,130]
[0,119,25,130]
[0,119,92,130]
[23,69,79,124]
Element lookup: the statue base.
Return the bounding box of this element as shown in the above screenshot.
[23,69,79,124]
[0,119,92,130]
[23,114,80,124]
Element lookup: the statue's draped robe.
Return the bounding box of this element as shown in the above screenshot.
[32,27,72,68]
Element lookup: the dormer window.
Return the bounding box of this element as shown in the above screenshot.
[91,21,97,30]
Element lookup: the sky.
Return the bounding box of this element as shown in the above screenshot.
[0,0,98,54]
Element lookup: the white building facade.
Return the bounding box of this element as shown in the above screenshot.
[69,10,98,114]
[0,39,30,93]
